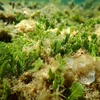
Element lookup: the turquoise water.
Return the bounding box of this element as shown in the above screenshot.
[2,0,100,6]
[8,0,86,4]
[1,0,100,9]
[62,0,85,4]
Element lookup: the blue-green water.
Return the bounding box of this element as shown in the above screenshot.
[1,0,100,9]
[3,0,100,6]
[62,0,85,4]
[9,0,86,4]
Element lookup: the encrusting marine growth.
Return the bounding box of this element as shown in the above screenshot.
[0,0,100,100]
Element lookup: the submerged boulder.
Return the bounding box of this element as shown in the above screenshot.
[15,19,36,33]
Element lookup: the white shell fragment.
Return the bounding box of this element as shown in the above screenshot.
[79,71,95,85]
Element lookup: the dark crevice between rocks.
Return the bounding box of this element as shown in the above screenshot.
[8,93,18,100]
[8,92,26,100]
[20,73,33,84]
[0,5,4,11]
[0,31,12,43]
[0,12,16,24]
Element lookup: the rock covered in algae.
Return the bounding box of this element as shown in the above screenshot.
[65,54,96,85]
[15,19,36,33]
[0,4,16,24]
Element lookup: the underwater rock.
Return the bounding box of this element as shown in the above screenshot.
[74,54,96,85]
[15,19,36,33]
[79,70,95,85]
[65,54,96,85]
[0,4,17,24]
[0,11,16,24]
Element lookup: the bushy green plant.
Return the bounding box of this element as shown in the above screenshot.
[0,42,40,78]
[52,32,100,56]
